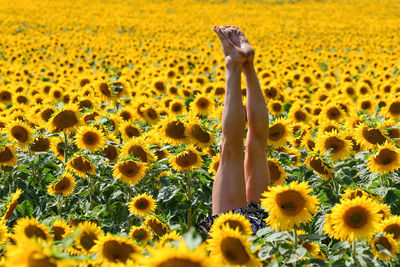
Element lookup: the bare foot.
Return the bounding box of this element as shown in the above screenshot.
[213,25,255,67]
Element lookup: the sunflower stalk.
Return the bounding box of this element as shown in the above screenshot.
[352,240,356,261]
[27,146,37,184]
[293,229,298,250]
[63,131,69,165]
[87,174,97,210]
[56,193,63,216]
[185,170,193,229]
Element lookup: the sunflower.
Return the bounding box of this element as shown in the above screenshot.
[261,181,319,231]
[6,120,34,148]
[48,104,81,132]
[119,120,142,140]
[158,230,181,247]
[320,102,346,122]
[1,188,22,222]
[208,153,220,176]
[159,116,188,145]
[128,193,157,217]
[75,221,104,255]
[354,123,388,151]
[170,146,203,172]
[207,225,260,266]
[210,211,252,237]
[305,154,333,180]
[13,217,51,242]
[0,223,7,245]
[0,145,18,167]
[267,158,286,185]
[113,159,147,185]
[96,81,113,101]
[47,172,76,196]
[341,188,374,201]
[382,119,400,146]
[94,234,141,265]
[367,142,400,174]
[169,99,186,115]
[268,100,284,116]
[381,216,400,242]
[187,120,214,148]
[358,97,375,113]
[74,125,105,153]
[51,219,72,241]
[141,104,161,125]
[370,234,398,261]
[144,240,214,267]
[381,98,400,120]
[288,104,309,124]
[30,136,51,153]
[66,155,96,178]
[144,215,169,237]
[315,130,351,161]
[102,145,120,163]
[268,118,291,148]
[190,93,214,116]
[301,134,316,151]
[120,137,154,163]
[129,225,152,244]
[329,196,381,242]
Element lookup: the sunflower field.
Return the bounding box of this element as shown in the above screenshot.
[1,0,400,266]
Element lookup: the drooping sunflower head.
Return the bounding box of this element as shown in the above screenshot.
[48,104,81,132]
[170,146,203,172]
[305,154,333,180]
[66,155,96,178]
[75,221,104,255]
[381,216,400,242]
[367,141,400,175]
[47,172,76,196]
[159,116,188,145]
[51,219,72,241]
[120,137,154,164]
[13,217,52,243]
[268,117,291,149]
[210,211,252,238]
[370,234,399,261]
[144,215,169,238]
[6,119,34,148]
[0,145,18,167]
[267,158,286,185]
[128,192,157,217]
[354,123,388,151]
[129,225,152,244]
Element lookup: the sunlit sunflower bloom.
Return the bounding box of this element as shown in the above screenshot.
[0,145,18,167]
[296,230,326,260]
[344,134,362,154]
[320,102,346,122]
[113,159,147,185]
[47,172,76,196]
[381,98,400,120]
[102,144,120,163]
[144,240,215,267]
[354,123,388,151]
[210,211,252,237]
[367,142,400,174]
[301,134,316,151]
[96,81,113,101]
[141,104,161,125]
[1,188,22,222]
[0,223,7,245]
[159,116,188,145]
[158,230,181,247]
[207,225,260,266]
[382,119,400,146]
[94,234,142,265]
[74,125,105,153]
[48,104,81,132]
[187,121,214,148]
[169,99,186,116]
[119,120,142,140]
[128,193,156,217]
[381,216,400,242]
[129,225,152,244]
[288,104,309,124]
[190,93,214,116]
[370,234,398,261]
[261,181,319,231]
[329,196,381,242]
[267,158,286,185]
[315,130,351,161]
[49,138,67,161]
[51,219,72,241]
[268,118,291,148]
[30,136,52,153]
[66,155,95,178]
[75,221,104,255]
[305,154,333,180]
[341,188,374,201]
[170,146,203,172]
[268,100,284,116]
[121,137,154,164]
[6,238,64,267]
[284,147,302,166]
[358,97,375,114]
[317,120,340,135]
[5,120,33,148]
[144,215,170,237]
[37,104,56,125]
[13,217,51,242]
[377,203,392,221]
[208,154,219,176]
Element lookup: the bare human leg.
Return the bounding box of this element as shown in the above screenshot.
[211,25,248,215]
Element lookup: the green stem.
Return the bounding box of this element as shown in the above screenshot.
[63,131,69,165]
[8,169,12,194]
[28,146,36,184]
[127,185,134,230]
[352,240,356,261]
[186,171,193,229]
[56,194,63,216]
[293,229,298,249]
[88,175,96,210]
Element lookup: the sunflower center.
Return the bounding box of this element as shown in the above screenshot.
[157,258,202,267]
[54,177,70,192]
[223,220,244,233]
[103,146,118,161]
[4,201,18,220]
[346,87,355,95]
[71,157,92,172]
[344,206,368,228]
[272,103,282,112]
[99,83,111,96]
[213,160,219,172]
[327,108,341,120]
[361,101,371,110]
[176,151,198,167]
[31,137,50,152]
[265,88,278,98]
[324,136,344,153]
[146,108,158,120]
[172,103,183,112]
[133,229,146,240]
[374,236,392,252]
[268,160,282,183]
[0,147,13,162]
[294,111,306,122]
[269,124,285,141]
[147,219,167,237]
[220,237,250,265]
[25,225,47,240]
[52,226,66,241]
[41,109,55,122]
[361,127,386,146]
[128,146,147,162]
[389,102,400,115]
[374,148,397,165]
[190,124,210,143]
[134,198,150,210]
[82,132,98,145]
[125,125,140,138]
[389,129,400,139]
[79,100,92,110]
[103,240,135,263]
[154,81,165,92]
[11,126,28,142]
[277,190,306,216]
[196,98,210,109]
[53,110,78,129]
[81,234,97,251]
[165,121,186,140]
[307,140,315,150]
[0,91,11,102]
[120,111,132,121]
[119,161,139,177]
[384,224,400,239]
[155,148,167,161]
[28,251,57,267]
